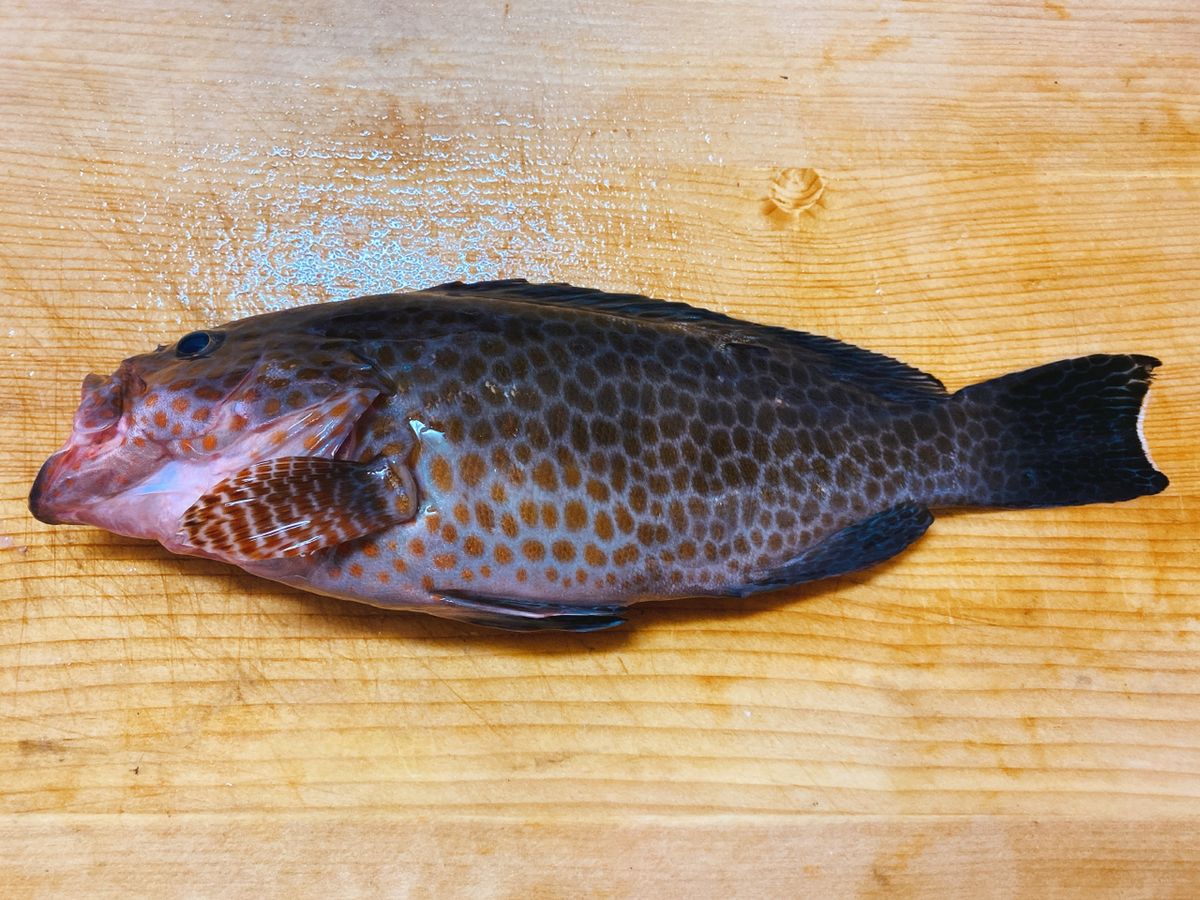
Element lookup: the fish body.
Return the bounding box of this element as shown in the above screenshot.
[30,280,1168,630]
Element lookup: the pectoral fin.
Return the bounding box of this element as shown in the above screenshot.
[181,456,418,562]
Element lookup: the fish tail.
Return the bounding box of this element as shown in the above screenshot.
[948,354,1168,508]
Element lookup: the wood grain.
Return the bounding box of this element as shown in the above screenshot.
[4,815,1200,898]
[2,0,1198,893]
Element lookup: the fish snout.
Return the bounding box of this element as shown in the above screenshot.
[29,451,67,524]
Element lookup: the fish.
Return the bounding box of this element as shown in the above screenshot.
[29,279,1168,631]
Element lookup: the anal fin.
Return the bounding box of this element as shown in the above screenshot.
[436,590,626,632]
[742,503,934,594]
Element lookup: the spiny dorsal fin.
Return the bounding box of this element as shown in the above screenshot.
[429,279,947,402]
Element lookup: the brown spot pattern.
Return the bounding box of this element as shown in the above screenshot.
[225,282,976,610]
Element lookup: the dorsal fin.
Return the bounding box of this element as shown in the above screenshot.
[427,279,947,402]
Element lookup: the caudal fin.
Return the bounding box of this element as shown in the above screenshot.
[953,354,1168,508]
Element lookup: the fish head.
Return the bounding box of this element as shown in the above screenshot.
[30,318,385,545]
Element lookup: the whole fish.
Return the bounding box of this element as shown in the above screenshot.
[30,280,1168,631]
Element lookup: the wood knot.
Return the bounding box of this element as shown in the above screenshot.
[765,167,825,217]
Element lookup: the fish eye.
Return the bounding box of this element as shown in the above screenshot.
[175,331,224,359]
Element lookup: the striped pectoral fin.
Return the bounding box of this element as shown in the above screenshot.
[740,503,934,594]
[180,456,418,562]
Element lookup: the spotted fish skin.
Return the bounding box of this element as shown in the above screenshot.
[30,280,1168,630]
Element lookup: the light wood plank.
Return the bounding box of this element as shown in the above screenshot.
[4,815,1200,899]
[1,0,1198,892]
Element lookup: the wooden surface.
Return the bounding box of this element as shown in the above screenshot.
[2,0,1198,895]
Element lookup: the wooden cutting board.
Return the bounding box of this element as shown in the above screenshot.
[2,1,1198,894]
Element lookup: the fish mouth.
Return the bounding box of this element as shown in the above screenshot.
[31,364,150,525]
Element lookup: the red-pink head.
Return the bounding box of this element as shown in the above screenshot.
[31,314,384,552]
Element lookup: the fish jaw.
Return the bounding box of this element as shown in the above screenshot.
[29,410,167,534]
[29,434,227,545]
